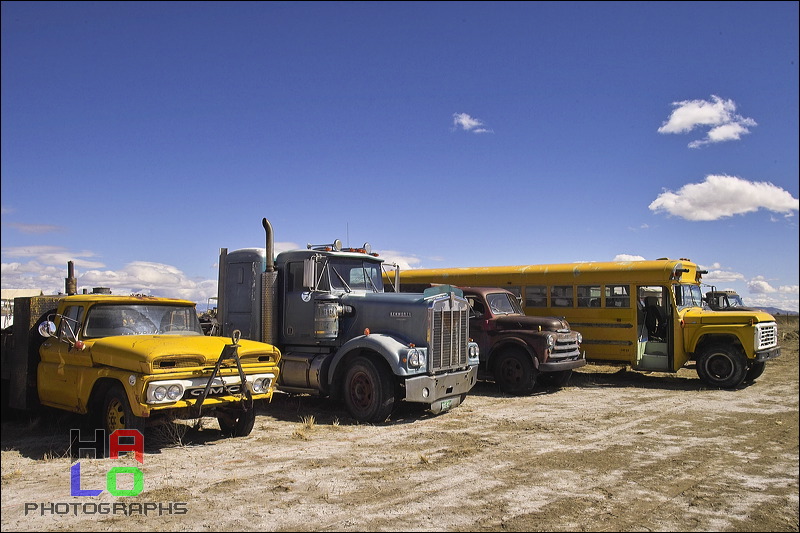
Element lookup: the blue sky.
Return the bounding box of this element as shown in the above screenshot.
[2,1,798,313]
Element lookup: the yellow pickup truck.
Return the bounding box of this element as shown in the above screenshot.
[2,293,281,438]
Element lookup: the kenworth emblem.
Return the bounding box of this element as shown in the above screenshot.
[390,312,412,318]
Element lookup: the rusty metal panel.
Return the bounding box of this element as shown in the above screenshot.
[6,296,62,410]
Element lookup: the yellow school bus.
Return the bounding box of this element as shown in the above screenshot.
[392,258,781,388]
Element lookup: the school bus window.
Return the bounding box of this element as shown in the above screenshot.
[524,285,547,307]
[551,285,574,307]
[605,285,630,308]
[505,286,521,298]
[578,285,601,307]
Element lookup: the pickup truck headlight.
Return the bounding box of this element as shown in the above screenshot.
[167,384,183,400]
[576,332,582,344]
[153,385,167,401]
[546,334,556,349]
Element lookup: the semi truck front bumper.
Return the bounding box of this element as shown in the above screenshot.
[404,366,479,407]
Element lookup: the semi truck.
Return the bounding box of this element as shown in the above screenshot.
[215,218,480,423]
[1,263,281,438]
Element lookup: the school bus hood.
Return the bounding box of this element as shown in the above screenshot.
[683,308,776,325]
[82,335,280,373]
[493,314,571,332]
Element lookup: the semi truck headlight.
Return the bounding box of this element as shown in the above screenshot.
[469,343,480,359]
[407,348,425,368]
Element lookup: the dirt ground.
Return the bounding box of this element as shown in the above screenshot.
[2,316,798,532]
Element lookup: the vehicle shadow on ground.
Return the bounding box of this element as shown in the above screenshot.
[0,406,257,460]
[258,392,442,427]
[569,366,758,392]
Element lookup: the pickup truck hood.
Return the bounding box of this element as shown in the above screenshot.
[85,335,278,373]
[493,314,570,332]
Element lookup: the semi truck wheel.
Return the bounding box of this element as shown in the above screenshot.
[343,356,395,423]
[102,384,146,435]
[217,406,256,437]
[696,344,748,388]
[493,348,535,395]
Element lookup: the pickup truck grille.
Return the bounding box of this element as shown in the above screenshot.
[550,333,583,361]
[428,295,469,372]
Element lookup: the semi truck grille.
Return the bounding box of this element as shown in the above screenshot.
[428,294,469,372]
[756,322,778,350]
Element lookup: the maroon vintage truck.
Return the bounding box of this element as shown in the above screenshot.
[460,286,586,395]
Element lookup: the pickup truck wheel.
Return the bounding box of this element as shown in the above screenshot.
[744,360,766,382]
[102,385,146,435]
[343,356,395,423]
[538,369,573,389]
[494,348,535,396]
[696,344,748,388]
[217,406,256,437]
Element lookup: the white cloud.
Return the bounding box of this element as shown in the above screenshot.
[701,266,746,284]
[7,222,65,234]
[452,112,493,134]
[748,276,777,294]
[378,251,421,271]
[649,174,799,221]
[613,254,646,261]
[658,95,757,148]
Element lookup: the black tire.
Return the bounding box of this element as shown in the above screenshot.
[343,356,395,423]
[217,406,256,437]
[102,384,146,435]
[696,344,748,388]
[744,360,766,382]
[493,348,535,395]
[537,369,573,389]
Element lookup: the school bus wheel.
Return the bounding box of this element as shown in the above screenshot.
[695,344,748,389]
[744,361,766,382]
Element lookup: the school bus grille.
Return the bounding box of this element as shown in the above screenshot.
[756,322,778,350]
[429,303,469,372]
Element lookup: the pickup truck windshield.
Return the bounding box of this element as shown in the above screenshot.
[486,292,523,315]
[83,304,204,338]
